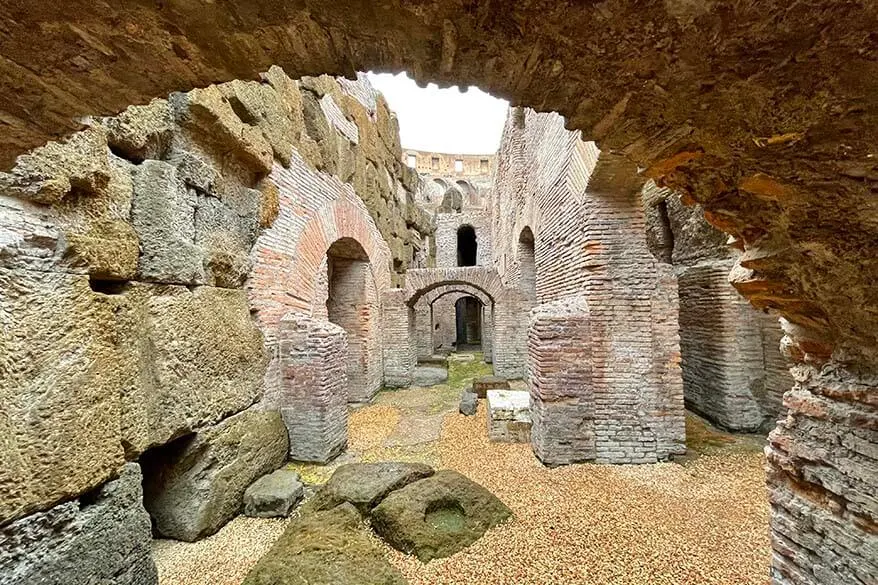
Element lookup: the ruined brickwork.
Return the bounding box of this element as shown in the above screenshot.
[434,210,492,267]
[642,180,794,432]
[492,108,685,465]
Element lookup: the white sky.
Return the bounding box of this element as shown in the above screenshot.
[367,71,508,155]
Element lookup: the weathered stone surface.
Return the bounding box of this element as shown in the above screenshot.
[459,390,478,416]
[0,268,125,524]
[0,126,110,204]
[487,390,532,443]
[244,469,304,518]
[0,463,157,585]
[118,284,268,454]
[131,159,203,284]
[242,503,406,585]
[413,365,448,387]
[371,470,512,562]
[303,462,434,516]
[97,99,174,162]
[472,375,510,399]
[171,85,273,175]
[141,407,288,542]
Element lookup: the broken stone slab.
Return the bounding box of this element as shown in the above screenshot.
[487,390,532,443]
[141,407,288,542]
[0,463,157,585]
[459,390,478,416]
[370,470,512,562]
[242,503,406,585]
[244,469,304,518]
[413,365,448,387]
[472,375,510,398]
[302,462,434,516]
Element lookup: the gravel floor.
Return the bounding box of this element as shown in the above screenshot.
[153,354,770,585]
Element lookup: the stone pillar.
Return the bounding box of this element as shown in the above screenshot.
[277,313,348,463]
[381,288,414,387]
[528,297,595,465]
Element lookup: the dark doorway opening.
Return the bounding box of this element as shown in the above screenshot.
[455,296,482,350]
[457,225,477,266]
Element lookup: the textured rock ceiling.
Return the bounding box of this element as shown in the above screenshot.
[1,0,876,360]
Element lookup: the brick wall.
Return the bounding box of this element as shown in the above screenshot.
[435,211,492,268]
[493,109,685,462]
[277,313,348,463]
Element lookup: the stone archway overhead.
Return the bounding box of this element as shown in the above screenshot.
[1,3,875,356]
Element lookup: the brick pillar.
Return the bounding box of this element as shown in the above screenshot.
[528,297,595,465]
[277,312,348,463]
[381,288,414,387]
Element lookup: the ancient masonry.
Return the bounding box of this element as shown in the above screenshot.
[0,6,876,579]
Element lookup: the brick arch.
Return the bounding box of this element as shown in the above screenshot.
[249,187,393,335]
[404,267,506,307]
[422,285,491,309]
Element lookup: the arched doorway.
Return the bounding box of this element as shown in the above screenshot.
[518,227,536,299]
[325,237,382,403]
[457,225,477,266]
[454,296,482,350]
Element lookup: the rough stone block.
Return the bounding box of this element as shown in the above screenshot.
[131,159,204,284]
[473,375,510,398]
[487,390,532,443]
[0,268,126,524]
[118,284,269,454]
[142,406,288,542]
[0,463,157,585]
[244,469,304,518]
[459,390,478,416]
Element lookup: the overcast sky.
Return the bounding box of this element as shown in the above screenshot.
[367,71,508,155]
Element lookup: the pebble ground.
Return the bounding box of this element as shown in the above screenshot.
[153,354,771,585]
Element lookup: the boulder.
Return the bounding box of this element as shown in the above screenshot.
[413,365,448,387]
[459,390,478,416]
[371,470,512,562]
[142,407,288,541]
[0,463,157,585]
[244,469,304,518]
[302,462,434,516]
[472,375,510,398]
[242,503,406,585]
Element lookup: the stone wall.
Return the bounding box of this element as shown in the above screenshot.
[0,68,436,574]
[492,108,685,463]
[642,180,794,432]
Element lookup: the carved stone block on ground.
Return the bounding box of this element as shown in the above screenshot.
[242,503,406,585]
[472,375,510,398]
[371,470,512,562]
[303,462,434,516]
[141,407,288,542]
[487,390,532,443]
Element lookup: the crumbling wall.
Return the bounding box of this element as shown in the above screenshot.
[642,180,794,432]
[434,210,492,268]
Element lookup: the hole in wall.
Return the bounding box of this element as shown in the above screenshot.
[89,277,129,295]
